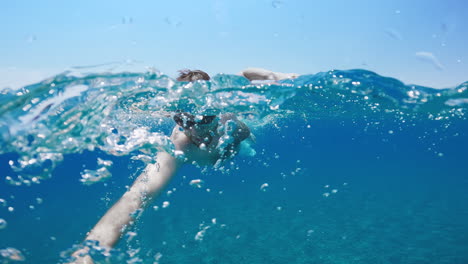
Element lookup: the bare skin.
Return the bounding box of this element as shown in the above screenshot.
[238,67,299,81]
[68,67,294,263]
[69,115,249,264]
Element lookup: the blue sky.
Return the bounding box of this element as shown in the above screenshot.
[1,0,467,88]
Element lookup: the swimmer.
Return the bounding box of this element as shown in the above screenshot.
[174,67,299,82]
[69,70,250,264]
[69,68,297,263]
[175,67,299,82]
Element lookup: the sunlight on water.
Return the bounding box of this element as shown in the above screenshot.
[1,68,466,184]
[0,67,467,263]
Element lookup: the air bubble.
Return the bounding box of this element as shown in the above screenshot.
[0,219,7,229]
[269,105,280,110]
[125,231,137,242]
[189,179,204,188]
[154,252,163,263]
[260,183,269,191]
[195,226,210,241]
[162,201,170,208]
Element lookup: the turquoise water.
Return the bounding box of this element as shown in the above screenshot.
[1,69,468,263]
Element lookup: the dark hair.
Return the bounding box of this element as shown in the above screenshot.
[176,69,210,82]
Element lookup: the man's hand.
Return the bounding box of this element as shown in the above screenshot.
[239,67,299,81]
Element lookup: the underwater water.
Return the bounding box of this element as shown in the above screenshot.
[0,69,468,263]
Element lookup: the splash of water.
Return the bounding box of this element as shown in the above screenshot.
[0,68,466,185]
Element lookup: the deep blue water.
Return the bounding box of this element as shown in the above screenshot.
[1,69,468,263]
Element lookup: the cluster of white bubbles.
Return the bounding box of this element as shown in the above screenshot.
[0,69,301,190]
[80,158,113,185]
[0,247,25,262]
[1,68,466,190]
[195,218,221,242]
[322,183,347,197]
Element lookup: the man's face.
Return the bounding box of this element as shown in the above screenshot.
[173,112,219,146]
[184,120,219,147]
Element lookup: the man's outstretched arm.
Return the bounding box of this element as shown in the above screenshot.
[70,115,250,263]
[70,152,181,263]
[69,127,192,263]
[86,152,180,248]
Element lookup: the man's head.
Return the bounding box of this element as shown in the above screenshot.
[173,112,250,159]
[176,69,210,82]
[173,112,218,146]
